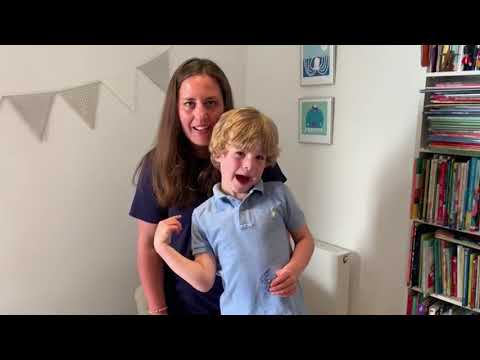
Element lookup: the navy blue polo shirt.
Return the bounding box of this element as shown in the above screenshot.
[129,159,286,315]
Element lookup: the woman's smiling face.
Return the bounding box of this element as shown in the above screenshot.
[177,74,225,150]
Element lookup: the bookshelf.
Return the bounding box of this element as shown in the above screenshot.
[426,71,480,77]
[407,55,480,315]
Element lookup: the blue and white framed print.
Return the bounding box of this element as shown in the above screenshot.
[298,97,334,144]
[300,45,335,86]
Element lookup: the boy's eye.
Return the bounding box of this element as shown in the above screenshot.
[234,151,245,158]
[256,155,265,161]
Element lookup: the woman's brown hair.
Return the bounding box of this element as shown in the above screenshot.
[134,58,234,208]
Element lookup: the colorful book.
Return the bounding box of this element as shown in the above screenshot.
[406,292,413,314]
[470,255,478,308]
[411,293,418,315]
[437,159,447,225]
[422,236,435,294]
[434,239,442,294]
[463,247,471,307]
[423,159,431,220]
[476,257,480,308]
[458,245,464,301]
[446,245,452,296]
[465,158,476,228]
[468,253,474,306]
[407,224,417,286]
[411,158,417,219]
[452,254,457,298]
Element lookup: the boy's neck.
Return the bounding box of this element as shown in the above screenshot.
[219,183,256,201]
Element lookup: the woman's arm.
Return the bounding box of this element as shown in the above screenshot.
[136,219,168,315]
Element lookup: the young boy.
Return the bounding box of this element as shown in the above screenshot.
[154,107,315,315]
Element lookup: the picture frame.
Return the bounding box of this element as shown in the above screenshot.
[300,45,335,86]
[298,97,334,144]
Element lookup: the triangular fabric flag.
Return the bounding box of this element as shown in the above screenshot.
[8,92,56,141]
[137,48,171,93]
[60,82,100,129]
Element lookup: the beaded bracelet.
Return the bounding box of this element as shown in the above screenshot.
[148,306,168,315]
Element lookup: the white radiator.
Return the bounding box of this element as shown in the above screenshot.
[301,240,352,315]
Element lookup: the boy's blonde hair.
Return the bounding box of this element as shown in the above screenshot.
[209,107,280,168]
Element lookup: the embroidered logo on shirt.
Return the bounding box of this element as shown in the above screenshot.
[271,207,278,218]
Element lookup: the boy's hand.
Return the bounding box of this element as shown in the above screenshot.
[269,266,299,297]
[154,215,182,255]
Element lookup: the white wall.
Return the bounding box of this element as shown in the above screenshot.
[0,45,247,314]
[245,45,424,314]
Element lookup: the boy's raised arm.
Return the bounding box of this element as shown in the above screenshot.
[154,215,217,293]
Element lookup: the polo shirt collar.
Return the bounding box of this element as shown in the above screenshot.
[212,180,264,207]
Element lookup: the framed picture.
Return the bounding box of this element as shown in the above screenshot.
[300,45,335,85]
[298,97,334,144]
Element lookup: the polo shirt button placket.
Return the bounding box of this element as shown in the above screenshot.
[238,202,253,230]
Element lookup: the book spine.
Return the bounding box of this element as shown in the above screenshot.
[449,161,457,227]
[465,159,476,229]
[452,254,457,298]
[470,255,478,308]
[459,163,467,229]
[421,45,430,67]
[411,227,422,288]
[423,159,431,221]
[430,159,438,223]
[411,158,418,219]
[445,158,452,226]
[468,253,474,306]
[412,293,418,315]
[442,243,448,295]
[406,291,413,314]
[454,163,461,228]
[434,239,441,293]
[437,160,447,225]
[476,256,480,309]
[457,45,465,71]
[472,160,480,231]
[407,224,416,286]
[446,245,452,296]
[463,248,471,307]
[458,245,464,301]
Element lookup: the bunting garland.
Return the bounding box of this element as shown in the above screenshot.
[137,49,171,93]
[7,92,56,141]
[60,82,100,130]
[1,46,172,142]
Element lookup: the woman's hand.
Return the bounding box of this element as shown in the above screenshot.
[269,266,299,297]
[154,215,182,255]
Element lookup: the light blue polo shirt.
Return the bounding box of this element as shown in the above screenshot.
[191,180,307,315]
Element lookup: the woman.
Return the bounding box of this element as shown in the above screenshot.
[129,58,287,315]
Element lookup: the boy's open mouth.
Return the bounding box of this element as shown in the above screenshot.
[235,174,251,185]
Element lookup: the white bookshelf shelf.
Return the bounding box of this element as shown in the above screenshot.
[409,286,480,313]
[419,147,480,158]
[426,71,480,77]
[412,219,480,248]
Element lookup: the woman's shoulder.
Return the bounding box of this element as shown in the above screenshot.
[262,181,289,197]
[130,154,169,223]
[262,162,287,183]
